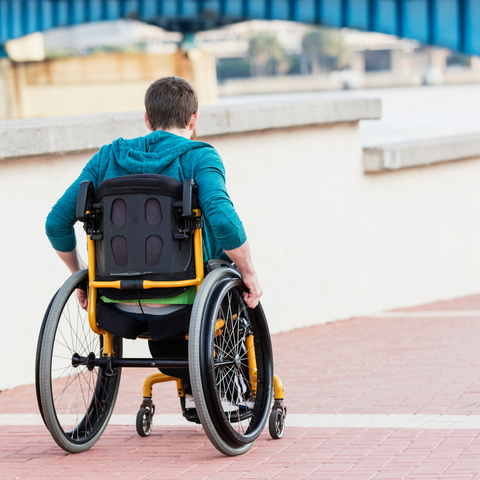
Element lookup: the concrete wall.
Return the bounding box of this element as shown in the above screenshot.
[216,127,480,327]
[3,97,480,390]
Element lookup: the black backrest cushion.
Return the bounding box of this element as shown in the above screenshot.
[94,174,195,282]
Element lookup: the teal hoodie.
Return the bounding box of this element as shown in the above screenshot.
[45,131,247,263]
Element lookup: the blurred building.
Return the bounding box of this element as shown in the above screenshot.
[195,20,480,94]
[2,19,480,119]
[0,20,216,120]
[41,20,181,56]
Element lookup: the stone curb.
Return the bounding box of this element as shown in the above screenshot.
[0,97,381,161]
[363,132,480,172]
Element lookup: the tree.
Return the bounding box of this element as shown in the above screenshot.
[301,28,350,73]
[248,32,288,77]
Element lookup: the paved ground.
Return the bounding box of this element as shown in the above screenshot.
[3,294,480,479]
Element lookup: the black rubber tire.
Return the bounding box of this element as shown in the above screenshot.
[35,291,59,425]
[136,408,153,437]
[38,269,122,453]
[189,267,273,456]
[268,410,285,440]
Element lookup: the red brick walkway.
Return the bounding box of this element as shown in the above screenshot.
[3,294,480,479]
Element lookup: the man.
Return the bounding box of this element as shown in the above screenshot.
[45,76,262,310]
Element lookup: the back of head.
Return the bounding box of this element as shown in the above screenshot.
[145,76,198,131]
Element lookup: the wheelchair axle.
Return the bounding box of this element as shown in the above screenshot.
[71,353,189,370]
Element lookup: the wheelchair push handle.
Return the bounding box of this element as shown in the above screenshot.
[76,180,103,239]
[172,179,201,241]
[76,180,95,222]
[182,178,198,219]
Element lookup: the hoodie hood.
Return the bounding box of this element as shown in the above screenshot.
[111,130,211,175]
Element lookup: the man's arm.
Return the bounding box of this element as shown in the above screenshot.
[45,148,102,255]
[56,248,88,310]
[224,240,262,309]
[46,150,104,311]
[193,149,247,251]
[192,149,262,307]
[56,248,86,274]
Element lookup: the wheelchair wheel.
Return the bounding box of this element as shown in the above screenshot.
[269,409,285,439]
[189,267,273,456]
[37,269,122,453]
[136,408,153,437]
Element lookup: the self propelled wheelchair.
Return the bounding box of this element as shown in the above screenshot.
[36,174,286,456]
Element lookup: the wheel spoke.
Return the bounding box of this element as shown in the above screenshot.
[51,363,73,377]
[53,366,74,404]
[78,369,101,430]
[89,368,111,399]
[55,327,75,355]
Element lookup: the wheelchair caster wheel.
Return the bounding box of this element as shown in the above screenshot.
[136,408,153,437]
[269,408,286,439]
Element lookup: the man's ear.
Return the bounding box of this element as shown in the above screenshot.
[144,112,153,132]
[189,110,199,131]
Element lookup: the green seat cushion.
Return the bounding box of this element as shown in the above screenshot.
[100,286,196,305]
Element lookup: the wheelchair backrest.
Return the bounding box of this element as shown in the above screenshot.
[82,174,197,282]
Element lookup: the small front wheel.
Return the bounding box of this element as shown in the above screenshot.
[269,410,285,440]
[136,408,153,437]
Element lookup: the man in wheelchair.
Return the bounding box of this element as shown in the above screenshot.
[46,76,261,311]
[39,76,285,456]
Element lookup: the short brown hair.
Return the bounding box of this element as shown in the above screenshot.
[144,76,198,131]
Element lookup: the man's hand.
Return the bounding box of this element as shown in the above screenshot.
[224,240,262,309]
[241,272,263,309]
[77,289,88,311]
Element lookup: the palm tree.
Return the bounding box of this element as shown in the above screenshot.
[248,32,287,77]
[302,28,350,73]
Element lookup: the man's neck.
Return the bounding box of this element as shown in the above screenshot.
[161,127,192,140]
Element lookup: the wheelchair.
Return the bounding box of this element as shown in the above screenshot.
[36,174,286,456]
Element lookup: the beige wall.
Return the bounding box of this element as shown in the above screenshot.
[0,50,217,119]
[2,113,480,389]
[26,82,155,117]
[0,152,157,390]
[209,126,480,330]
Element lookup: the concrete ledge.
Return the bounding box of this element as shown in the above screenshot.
[363,133,480,172]
[0,97,380,161]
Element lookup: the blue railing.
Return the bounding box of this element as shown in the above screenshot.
[1,0,479,56]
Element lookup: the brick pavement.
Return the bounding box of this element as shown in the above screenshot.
[2,294,480,479]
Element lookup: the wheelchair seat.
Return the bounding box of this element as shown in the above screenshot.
[95,301,192,340]
[36,173,286,457]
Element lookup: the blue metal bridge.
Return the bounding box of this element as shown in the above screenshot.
[1,0,480,57]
